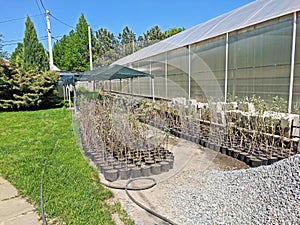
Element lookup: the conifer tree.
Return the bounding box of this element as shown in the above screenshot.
[0,69,59,110]
[0,61,16,105]
[0,34,8,59]
[22,17,48,71]
[10,43,23,68]
[1,18,60,111]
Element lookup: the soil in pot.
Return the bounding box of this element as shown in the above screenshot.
[145,160,155,165]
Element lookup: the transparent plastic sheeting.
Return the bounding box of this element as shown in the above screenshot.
[114,0,300,66]
[103,11,300,112]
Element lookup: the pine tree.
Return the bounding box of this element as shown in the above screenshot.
[10,43,23,68]
[22,17,48,71]
[0,34,9,59]
[0,61,16,104]
[1,18,60,111]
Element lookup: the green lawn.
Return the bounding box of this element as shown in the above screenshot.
[0,108,131,224]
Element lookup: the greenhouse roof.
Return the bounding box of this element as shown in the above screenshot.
[114,0,300,65]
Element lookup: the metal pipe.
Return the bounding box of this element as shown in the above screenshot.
[165,53,168,99]
[288,12,297,114]
[225,33,229,103]
[188,45,191,100]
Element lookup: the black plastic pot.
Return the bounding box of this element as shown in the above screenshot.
[209,142,215,150]
[231,149,240,158]
[249,157,262,167]
[267,156,278,165]
[220,146,228,154]
[194,137,201,144]
[258,156,268,166]
[119,168,131,180]
[226,148,233,156]
[150,164,161,175]
[141,166,151,176]
[131,167,142,178]
[214,144,221,152]
[104,169,119,182]
[238,152,249,162]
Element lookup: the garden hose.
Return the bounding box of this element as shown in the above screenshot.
[100,177,178,225]
[40,138,59,225]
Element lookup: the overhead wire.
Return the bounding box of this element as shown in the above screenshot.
[0,14,44,24]
[35,0,47,29]
[50,14,75,30]
[39,0,47,12]
[1,0,77,50]
[2,36,48,47]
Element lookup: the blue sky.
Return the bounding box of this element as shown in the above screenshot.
[0,0,254,54]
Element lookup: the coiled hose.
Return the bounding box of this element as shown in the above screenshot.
[100,177,178,225]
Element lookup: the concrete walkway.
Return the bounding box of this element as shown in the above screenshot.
[0,176,41,225]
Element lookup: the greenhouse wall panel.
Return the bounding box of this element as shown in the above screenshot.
[167,48,189,99]
[109,0,300,112]
[190,36,226,101]
[151,54,166,98]
[228,15,293,104]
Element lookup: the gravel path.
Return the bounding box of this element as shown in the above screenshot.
[167,155,300,225]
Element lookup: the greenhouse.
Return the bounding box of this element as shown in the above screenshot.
[100,0,300,113]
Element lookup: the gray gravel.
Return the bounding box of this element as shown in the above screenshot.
[167,155,300,225]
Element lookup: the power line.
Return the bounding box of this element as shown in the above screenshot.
[2,39,23,43]
[37,0,75,30]
[39,0,47,12]
[35,0,47,28]
[2,36,49,47]
[0,14,44,24]
[50,13,75,29]
[52,35,63,41]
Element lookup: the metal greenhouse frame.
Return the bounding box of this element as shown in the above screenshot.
[107,0,300,113]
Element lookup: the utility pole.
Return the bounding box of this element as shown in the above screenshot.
[46,10,54,69]
[88,26,93,70]
[88,26,95,91]
[132,33,136,54]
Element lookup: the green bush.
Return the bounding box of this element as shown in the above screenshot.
[0,65,61,111]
